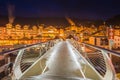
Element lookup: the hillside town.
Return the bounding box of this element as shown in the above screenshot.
[0,22,120,50]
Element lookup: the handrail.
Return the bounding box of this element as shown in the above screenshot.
[82,42,120,57]
[0,41,48,56]
[12,39,62,79]
[82,42,119,79]
[68,39,116,80]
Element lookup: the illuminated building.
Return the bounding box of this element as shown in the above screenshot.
[0,23,120,49]
[113,28,120,49]
[0,24,61,45]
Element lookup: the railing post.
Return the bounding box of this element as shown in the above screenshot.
[101,50,116,80]
[12,49,24,79]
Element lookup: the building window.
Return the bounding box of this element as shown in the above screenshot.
[100,38,108,45]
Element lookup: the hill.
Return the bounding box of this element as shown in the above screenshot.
[106,14,120,26]
[1,14,120,27]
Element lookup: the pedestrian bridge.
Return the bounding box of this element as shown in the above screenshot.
[10,39,118,80]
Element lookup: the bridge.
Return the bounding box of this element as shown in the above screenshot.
[0,39,119,80]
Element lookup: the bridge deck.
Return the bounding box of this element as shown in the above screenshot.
[26,74,91,80]
[22,41,95,80]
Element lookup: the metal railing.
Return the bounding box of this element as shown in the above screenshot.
[68,39,117,80]
[12,39,62,79]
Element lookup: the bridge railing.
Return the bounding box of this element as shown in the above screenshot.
[68,39,117,80]
[12,39,62,79]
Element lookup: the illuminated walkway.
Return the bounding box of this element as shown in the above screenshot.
[11,39,117,80]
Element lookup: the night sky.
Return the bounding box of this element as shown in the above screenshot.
[0,0,120,20]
